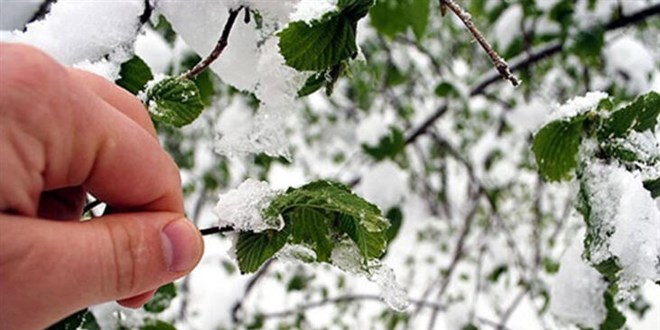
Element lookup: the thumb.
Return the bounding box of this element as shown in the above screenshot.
[0,212,204,329]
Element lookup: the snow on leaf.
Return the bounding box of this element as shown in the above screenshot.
[145,76,205,127]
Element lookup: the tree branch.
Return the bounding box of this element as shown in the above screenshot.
[199,226,233,236]
[183,6,244,80]
[441,0,520,87]
[406,4,660,145]
[261,294,445,319]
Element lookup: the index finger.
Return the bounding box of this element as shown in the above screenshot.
[0,44,183,215]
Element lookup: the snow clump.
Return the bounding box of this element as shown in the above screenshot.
[214,179,283,232]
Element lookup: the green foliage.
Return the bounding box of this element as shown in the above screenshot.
[384,207,403,243]
[116,56,154,95]
[278,0,372,71]
[236,227,290,274]
[144,283,177,313]
[235,180,390,273]
[370,0,430,40]
[47,308,98,330]
[362,127,406,161]
[642,178,660,198]
[600,288,626,330]
[140,319,177,330]
[570,27,604,65]
[145,76,205,127]
[598,91,660,138]
[532,116,585,182]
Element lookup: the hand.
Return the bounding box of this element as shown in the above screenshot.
[0,44,204,329]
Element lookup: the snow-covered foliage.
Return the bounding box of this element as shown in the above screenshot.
[2,0,659,329]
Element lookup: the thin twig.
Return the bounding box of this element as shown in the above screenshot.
[232,259,274,323]
[261,294,445,319]
[441,0,520,87]
[183,6,244,80]
[199,226,233,236]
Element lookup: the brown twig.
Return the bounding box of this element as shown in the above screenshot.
[183,6,244,80]
[441,0,520,87]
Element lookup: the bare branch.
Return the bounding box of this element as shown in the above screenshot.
[261,294,445,319]
[183,6,244,80]
[441,0,520,87]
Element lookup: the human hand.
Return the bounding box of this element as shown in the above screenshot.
[0,44,204,329]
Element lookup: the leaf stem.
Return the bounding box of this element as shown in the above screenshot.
[182,6,244,80]
[440,0,520,87]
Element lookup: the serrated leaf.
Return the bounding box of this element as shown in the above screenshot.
[289,207,334,262]
[279,14,357,71]
[266,180,389,260]
[338,0,374,19]
[599,91,660,138]
[532,116,585,182]
[143,282,177,313]
[370,0,430,40]
[116,56,153,95]
[146,76,205,127]
[235,227,290,273]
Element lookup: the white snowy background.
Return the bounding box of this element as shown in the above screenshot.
[1,0,659,329]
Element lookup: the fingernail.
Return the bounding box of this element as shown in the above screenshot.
[161,218,202,272]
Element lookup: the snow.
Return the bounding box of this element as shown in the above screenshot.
[158,0,336,157]
[356,160,409,211]
[275,244,318,263]
[355,111,394,146]
[603,36,656,94]
[550,237,608,329]
[583,161,660,294]
[493,4,522,52]
[135,27,173,75]
[7,0,143,77]
[214,178,284,232]
[546,91,608,122]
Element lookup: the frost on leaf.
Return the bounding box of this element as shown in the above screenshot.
[214,179,283,233]
[581,161,660,295]
[145,76,205,127]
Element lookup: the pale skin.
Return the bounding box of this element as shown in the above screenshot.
[0,44,204,329]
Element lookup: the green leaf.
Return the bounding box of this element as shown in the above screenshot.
[384,207,403,243]
[146,76,205,127]
[235,227,290,274]
[570,26,604,65]
[116,56,153,95]
[532,116,585,182]
[434,81,459,98]
[362,127,405,161]
[279,14,357,71]
[600,289,626,330]
[643,178,660,198]
[266,180,389,260]
[599,91,660,138]
[298,72,327,97]
[289,207,334,262]
[144,282,177,313]
[47,309,98,330]
[140,319,177,330]
[594,257,621,283]
[370,0,430,40]
[279,1,372,72]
